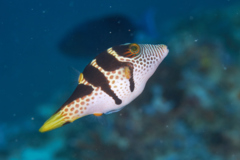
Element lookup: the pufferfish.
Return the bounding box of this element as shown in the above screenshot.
[39,43,169,132]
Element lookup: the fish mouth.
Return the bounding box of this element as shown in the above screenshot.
[158,44,169,58]
[160,44,169,53]
[39,112,70,133]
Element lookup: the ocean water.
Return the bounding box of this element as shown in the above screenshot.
[1,0,240,159]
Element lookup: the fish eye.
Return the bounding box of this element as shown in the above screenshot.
[129,43,140,54]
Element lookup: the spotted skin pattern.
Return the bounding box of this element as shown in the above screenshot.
[39,43,169,132]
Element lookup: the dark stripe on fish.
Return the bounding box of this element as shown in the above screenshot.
[112,44,130,57]
[96,50,125,71]
[96,50,135,92]
[128,64,134,92]
[55,84,94,113]
[83,64,122,105]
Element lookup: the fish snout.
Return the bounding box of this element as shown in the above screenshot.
[140,44,169,61]
[157,44,169,60]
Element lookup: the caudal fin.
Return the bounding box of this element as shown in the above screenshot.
[39,112,70,133]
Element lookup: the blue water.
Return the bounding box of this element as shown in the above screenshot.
[1,0,240,159]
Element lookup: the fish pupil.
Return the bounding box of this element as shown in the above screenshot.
[130,43,140,54]
[131,46,137,52]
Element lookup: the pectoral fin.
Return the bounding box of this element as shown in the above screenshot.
[124,64,134,92]
[124,66,131,79]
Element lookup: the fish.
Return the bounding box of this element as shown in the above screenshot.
[39,43,169,132]
[58,13,158,58]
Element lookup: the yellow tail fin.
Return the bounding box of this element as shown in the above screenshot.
[39,112,69,133]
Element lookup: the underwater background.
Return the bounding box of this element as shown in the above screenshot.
[1,0,240,159]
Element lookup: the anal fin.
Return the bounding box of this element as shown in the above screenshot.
[93,113,103,116]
